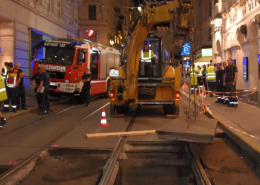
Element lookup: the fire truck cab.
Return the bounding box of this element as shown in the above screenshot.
[32,38,120,101]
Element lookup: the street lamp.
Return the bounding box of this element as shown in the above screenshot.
[213,13,223,31]
[110,39,114,46]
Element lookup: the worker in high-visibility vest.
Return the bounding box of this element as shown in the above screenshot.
[140,43,157,76]
[196,65,203,91]
[4,62,20,113]
[1,62,8,82]
[0,75,7,128]
[190,68,198,94]
[206,62,216,97]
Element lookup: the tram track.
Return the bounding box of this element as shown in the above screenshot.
[1,96,99,136]
[0,99,110,185]
[1,96,260,184]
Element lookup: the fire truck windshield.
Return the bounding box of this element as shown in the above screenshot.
[36,46,75,65]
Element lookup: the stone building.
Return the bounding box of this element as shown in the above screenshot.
[0,0,81,90]
[212,0,260,105]
[78,0,134,46]
[191,0,213,68]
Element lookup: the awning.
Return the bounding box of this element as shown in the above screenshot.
[194,57,212,63]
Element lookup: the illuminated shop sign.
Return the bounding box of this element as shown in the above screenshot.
[202,49,212,57]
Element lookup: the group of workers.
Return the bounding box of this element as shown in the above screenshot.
[190,58,238,107]
[0,62,52,128]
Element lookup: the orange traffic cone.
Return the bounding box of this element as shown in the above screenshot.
[181,82,189,90]
[98,108,110,127]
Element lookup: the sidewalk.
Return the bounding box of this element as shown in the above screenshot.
[182,89,260,164]
[1,95,69,120]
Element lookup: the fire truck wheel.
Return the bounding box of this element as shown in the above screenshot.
[115,105,129,114]
[163,104,176,115]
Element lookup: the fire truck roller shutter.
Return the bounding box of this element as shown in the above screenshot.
[100,52,107,80]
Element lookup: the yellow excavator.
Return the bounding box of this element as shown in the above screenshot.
[110,0,193,115]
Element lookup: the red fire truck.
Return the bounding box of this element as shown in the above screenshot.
[32,38,120,101]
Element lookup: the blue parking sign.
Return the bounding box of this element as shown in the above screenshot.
[181,42,191,55]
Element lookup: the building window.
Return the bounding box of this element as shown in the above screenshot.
[209,3,212,16]
[89,5,96,20]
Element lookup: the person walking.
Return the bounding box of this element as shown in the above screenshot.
[224,58,238,107]
[15,63,27,110]
[140,43,157,77]
[206,62,216,97]
[4,63,20,113]
[0,75,7,128]
[81,68,91,106]
[29,67,42,112]
[38,67,51,114]
[215,63,223,103]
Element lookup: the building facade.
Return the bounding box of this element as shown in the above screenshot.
[212,0,260,105]
[0,0,81,91]
[78,0,134,46]
[191,0,213,68]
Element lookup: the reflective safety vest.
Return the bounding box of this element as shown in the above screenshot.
[0,76,7,102]
[206,66,216,81]
[6,69,19,88]
[197,68,203,77]
[190,71,198,85]
[141,50,152,62]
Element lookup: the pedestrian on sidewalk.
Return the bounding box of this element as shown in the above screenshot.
[224,58,238,108]
[215,63,223,103]
[15,63,27,110]
[30,67,41,112]
[206,62,216,97]
[0,75,7,128]
[4,62,20,113]
[81,68,91,107]
[38,67,51,115]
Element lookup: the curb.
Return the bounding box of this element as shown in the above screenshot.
[181,90,260,164]
[3,97,70,120]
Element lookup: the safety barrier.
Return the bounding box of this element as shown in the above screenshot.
[181,90,260,141]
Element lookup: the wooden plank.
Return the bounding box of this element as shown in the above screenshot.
[86,130,156,139]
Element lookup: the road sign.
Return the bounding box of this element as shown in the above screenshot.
[181,42,191,56]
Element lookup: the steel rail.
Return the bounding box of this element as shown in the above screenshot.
[187,143,211,185]
[0,101,110,184]
[1,96,99,135]
[97,106,139,185]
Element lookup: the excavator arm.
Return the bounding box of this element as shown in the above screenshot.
[125,0,193,102]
